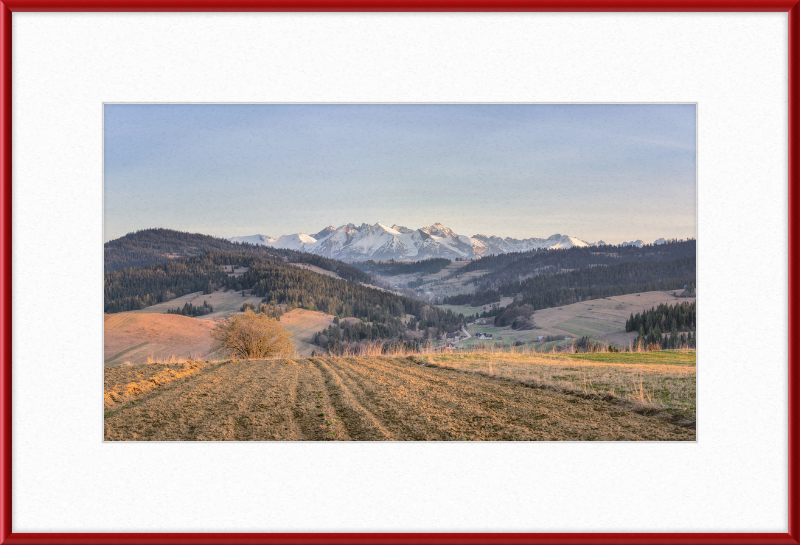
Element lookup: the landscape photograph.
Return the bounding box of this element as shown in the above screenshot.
[103,103,697,441]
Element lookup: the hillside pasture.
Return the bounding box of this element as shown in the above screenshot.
[288,262,343,279]
[104,313,219,365]
[279,309,336,356]
[135,289,264,320]
[448,289,692,350]
[533,289,693,349]
[223,265,249,277]
[435,296,514,317]
[108,306,335,363]
[427,270,486,297]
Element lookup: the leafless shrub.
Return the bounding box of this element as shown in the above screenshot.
[211,310,294,360]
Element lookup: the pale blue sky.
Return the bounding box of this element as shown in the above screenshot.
[104,104,696,244]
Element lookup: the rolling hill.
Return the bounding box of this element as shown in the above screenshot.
[104,313,218,365]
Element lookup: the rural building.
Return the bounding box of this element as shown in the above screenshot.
[537,336,545,342]
[478,333,493,340]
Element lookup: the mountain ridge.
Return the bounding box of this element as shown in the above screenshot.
[229,222,676,261]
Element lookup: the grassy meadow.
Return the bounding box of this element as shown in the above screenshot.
[439,289,694,350]
[427,349,696,418]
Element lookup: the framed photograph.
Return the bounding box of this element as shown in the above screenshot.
[2,1,797,543]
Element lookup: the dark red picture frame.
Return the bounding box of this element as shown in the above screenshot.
[0,2,797,544]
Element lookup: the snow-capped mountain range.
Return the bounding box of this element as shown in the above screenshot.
[229,222,663,262]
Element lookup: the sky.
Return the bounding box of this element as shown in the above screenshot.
[104,104,696,244]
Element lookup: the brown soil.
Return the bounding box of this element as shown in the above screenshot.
[105,356,695,441]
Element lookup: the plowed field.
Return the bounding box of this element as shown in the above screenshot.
[104,357,694,441]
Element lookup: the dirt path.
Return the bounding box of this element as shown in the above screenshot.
[104,356,695,441]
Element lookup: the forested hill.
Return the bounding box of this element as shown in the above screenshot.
[104,228,373,285]
[445,255,696,325]
[105,229,245,271]
[104,251,464,341]
[446,239,696,288]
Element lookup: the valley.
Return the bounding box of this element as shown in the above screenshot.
[103,228,697,441]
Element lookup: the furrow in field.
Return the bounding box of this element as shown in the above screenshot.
[105,360,298,440]
[104,356,696,441]
[290,358,350,441]
[310,357,395,440]
[327,357,542,440]
[323,357,694,441]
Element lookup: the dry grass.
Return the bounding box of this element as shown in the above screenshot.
[305,342,695,419]
[104,359,211,410]
[104,313,218,366]
[427,350,696,419]
[279,309,336,356]
[106,308,338,365]
[105,355,695,441]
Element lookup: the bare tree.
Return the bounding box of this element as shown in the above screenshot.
[211,310,294,360]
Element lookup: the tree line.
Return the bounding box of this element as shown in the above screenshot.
[105,228,245,271]
[448,256,694,306]
[353,258,451,276]
[626,301,696,350]
[104,228,375,287]
[444,239,696,289]
[241,301,286,320]
[167,300,214,317]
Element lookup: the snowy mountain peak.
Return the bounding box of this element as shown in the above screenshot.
[229,223,661,261]
[372,222,401,235]
[311,226,336,240]
[421,222,458,239]
[229,234,277,245]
